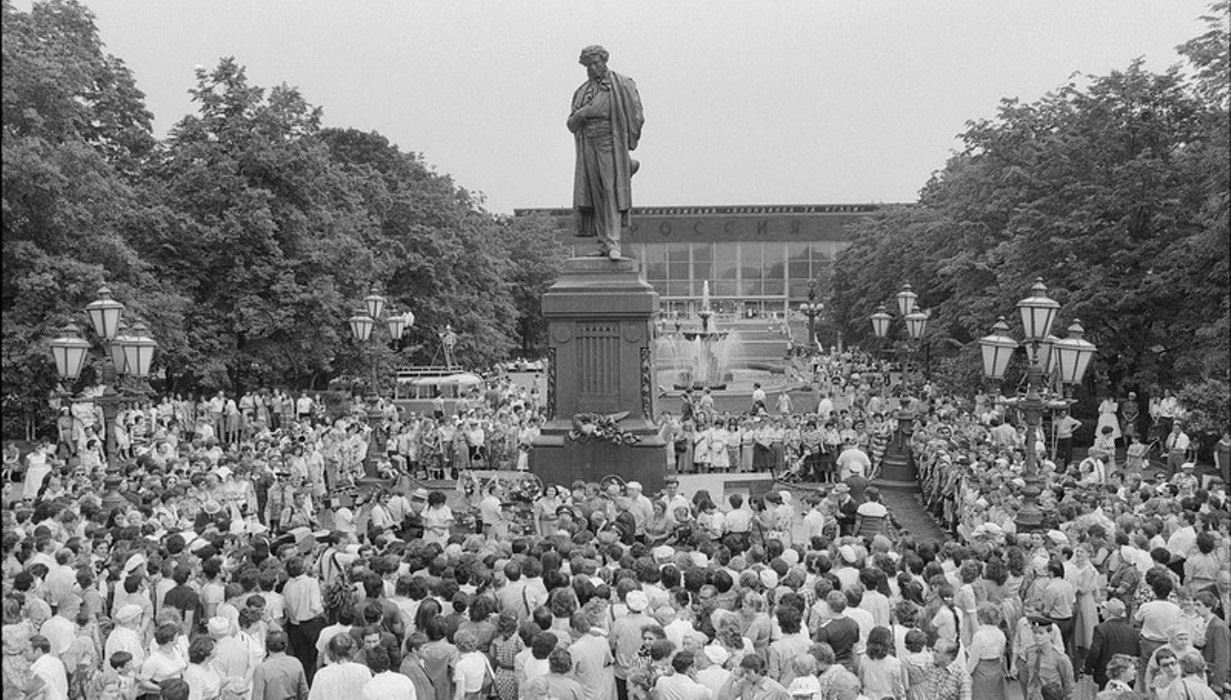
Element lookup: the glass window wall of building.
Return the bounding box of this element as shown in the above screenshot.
[625,241,842,315]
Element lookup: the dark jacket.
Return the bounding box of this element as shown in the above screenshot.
[1084,617,1140,688]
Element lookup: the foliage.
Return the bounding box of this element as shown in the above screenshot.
[1177,377,1230,436]
[2,0,567,438]
[567,411,642,446]
[1,0,180,436]
[832,36,1230,400]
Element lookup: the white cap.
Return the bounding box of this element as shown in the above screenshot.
[787,675,821,697]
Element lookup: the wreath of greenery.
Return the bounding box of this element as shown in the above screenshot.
[567,411,642,446]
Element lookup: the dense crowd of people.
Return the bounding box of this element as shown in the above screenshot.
[2,352,1228,700]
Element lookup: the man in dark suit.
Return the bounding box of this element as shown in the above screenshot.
[831,483,860,537]
[1084,597,1141,689]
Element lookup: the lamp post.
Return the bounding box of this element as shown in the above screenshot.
[347,284,413,477]
[870,304,892,359]
[979,278,1095,532]
[800,279,824,356]
[870,282,931,384]
[48,286,158,469]
[347,285,413,393]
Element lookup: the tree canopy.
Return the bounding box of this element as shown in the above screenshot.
[831,5,1229,400]
[2,0,563,437]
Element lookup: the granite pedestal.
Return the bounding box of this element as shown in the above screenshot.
[530,257,668,492]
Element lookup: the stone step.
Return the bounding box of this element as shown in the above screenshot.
[872,478,919,491]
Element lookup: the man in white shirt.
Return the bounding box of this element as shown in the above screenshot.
[802,496,827,541]
[835,438,871,481]
[27,634,69,700]
[296,393,314,421]
[816,393,834,422]
[209,391,227,441]
[654,651,713,700]
[1165,422,1191,476]
[1166,510,1199,566]
[625,481,655,538]
[362,647,416,700]
[44,549,78,610]
[751,383,767,409]
[39,596,79,659]
[842,587,876,661]
[723,494,753,537]
[662,478,691,526]
[1054,410,1082,468]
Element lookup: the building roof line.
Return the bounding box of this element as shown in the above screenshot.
[514,203,909,217]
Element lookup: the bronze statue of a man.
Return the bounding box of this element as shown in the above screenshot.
[568,45,644,259]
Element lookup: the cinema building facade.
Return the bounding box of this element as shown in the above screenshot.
[513,203,893,319]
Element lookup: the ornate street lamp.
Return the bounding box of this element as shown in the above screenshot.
[348,310,375,343]
[800,280,824,355]
[119,321,158,379]
[385,309,409,341]
[108,322,130,375]
[979,280,1095,532]
[85,286,124,341]
[978,317,1018,381]
[49,324,91,381]
[364,285,387,322]
[50,285,158,470]
[870,305,892,339]
[1017,278,1060,342]
[1054,319,1096,388]
[895,282,917,318]
[904,309,929,341]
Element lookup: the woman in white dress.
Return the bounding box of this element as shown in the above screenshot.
[515,417,540,472]
[1096,396,1121,442]
[709,421,731,473]
[692,417,712,474]
[421,491,455,547]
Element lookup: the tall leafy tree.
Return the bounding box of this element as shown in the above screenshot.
[831,16,1229,398]
[1,0,181,434]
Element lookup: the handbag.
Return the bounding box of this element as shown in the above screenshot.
[477,653,496,699]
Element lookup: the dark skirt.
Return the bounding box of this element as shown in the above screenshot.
[971,657,1008,699]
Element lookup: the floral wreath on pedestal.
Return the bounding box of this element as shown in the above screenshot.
[567,411,642,446]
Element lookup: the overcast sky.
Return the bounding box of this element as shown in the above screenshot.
[73,0,1212,214]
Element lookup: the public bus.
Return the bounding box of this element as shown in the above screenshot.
[391,367,484,417]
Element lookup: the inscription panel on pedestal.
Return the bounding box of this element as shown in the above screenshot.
[576,322,620,413]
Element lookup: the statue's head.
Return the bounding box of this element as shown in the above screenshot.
[579,45,609,79]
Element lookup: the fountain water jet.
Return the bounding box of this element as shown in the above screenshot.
[663,282,734,390]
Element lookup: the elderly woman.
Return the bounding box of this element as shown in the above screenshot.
[1150,647,1183,699]
[1067,543,1101,662]
[1145,624,1196,692]
[1164,652,1219,700]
